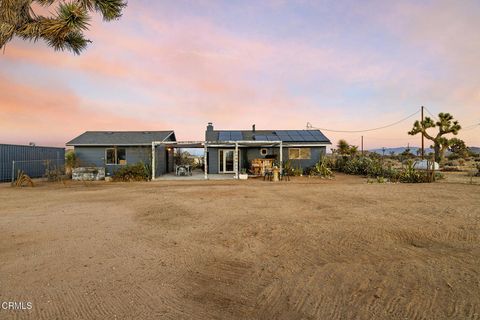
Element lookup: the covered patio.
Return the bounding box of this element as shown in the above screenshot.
[151,140,283,180]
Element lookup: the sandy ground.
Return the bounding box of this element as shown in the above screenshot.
[0,174,479,320]
[439,171,480,185]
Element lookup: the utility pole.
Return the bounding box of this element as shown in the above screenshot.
[421,106,425,159]
[361,136,364,156]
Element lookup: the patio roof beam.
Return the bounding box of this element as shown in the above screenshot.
[204,143,208,180]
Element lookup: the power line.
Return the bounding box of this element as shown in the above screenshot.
[462,123,480,131]
[424,107,438,120]
[306,109,420,133]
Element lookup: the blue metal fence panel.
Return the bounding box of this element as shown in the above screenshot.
[0,144,65,182]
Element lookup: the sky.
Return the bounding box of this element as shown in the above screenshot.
[1,0,479,149]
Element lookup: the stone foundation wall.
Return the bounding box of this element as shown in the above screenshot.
[72,167,105,181]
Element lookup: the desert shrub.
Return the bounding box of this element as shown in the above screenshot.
[283,160,294,176]
[12,171,34,187]
[44,160,64,182]
[306,158,333,178]
[282,160,302,176]
[333,157,437,183]
[447,153,460,160]
[445,160,460,167]
[335,156,387,177]
[292,165,303,176]
[397,161,436,183]
[113,163,150,181]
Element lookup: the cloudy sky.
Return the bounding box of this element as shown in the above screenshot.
[1,0,479,148]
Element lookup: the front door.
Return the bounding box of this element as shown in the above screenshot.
[219,149,238,173]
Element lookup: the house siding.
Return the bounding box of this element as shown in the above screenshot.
[75,146,155,176]
[207,148,219,174]
[284,146,326,168]
[154,145,174,177]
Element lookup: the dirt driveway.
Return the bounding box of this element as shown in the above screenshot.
[0,175,479,319]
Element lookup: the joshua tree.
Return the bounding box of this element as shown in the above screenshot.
[408,112,461,163]
[0,0,126,54]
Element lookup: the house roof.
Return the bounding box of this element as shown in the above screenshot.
[206,129,331,144]
[66,131,176,146]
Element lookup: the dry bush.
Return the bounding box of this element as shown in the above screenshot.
[12,171,34,187]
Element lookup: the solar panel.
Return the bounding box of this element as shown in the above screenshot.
[310,130,327,141]
[276,134,290,142]
[255,135,267,141]
[289,134,305,141]
[266,135,278,141]
[299,131,315,141]
[230,131,243,141]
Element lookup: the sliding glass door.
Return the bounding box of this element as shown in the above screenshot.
[219,149,238,173]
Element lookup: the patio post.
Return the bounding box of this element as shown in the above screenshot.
[204,142,208,180]
[151,142,156,180]
[279,141,283,174]
[234,142,239,179]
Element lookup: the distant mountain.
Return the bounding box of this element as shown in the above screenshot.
[469,147,480,154]
[369,146,480,156]
[369,147,433,156]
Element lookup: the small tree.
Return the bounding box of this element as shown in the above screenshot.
[448,138,469,158]
[349,145,359,157]
[408,112,461,163]
[336,139,358,157]
[0,0,126,54]
[337,139,350,156]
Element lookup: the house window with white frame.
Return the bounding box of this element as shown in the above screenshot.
[105,147,127,165]
[288,148,311,160]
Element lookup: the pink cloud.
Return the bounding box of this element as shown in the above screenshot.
[1,1,479,147]
[0,75,170,146]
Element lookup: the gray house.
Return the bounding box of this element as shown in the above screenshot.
[205,123,331,175]
[66,131,176,176]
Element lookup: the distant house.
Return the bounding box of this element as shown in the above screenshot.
[66,131,176,176]
[205,123,331,175]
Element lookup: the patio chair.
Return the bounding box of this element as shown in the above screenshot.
[263,169,273,181]
[280,169,290,181]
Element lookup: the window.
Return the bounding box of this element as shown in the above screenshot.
[106,148,116,164]
[260,148,268,156]
[300,148,311,159]
[288,148,311,160]
[105,148,127,165]
[117,148,127,165]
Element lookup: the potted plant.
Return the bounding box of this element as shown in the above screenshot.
[239,168,248,180]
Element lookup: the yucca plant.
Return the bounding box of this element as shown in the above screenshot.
[0,0,126,54]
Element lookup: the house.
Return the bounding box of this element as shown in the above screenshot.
[66,131,176,176]
[204,123,331,175]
